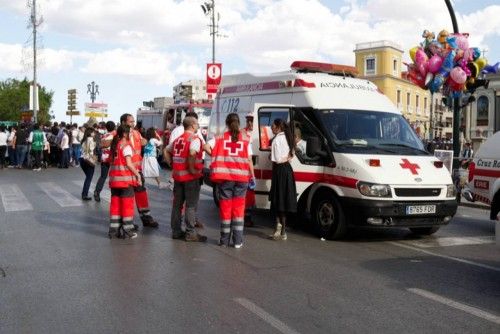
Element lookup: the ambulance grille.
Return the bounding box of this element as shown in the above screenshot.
[394,188,441,197]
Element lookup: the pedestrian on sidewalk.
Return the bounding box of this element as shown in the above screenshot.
[205,113,254,248]
[15,124,29,169]
[142,127,163,188]
[120,113,158,228]
[108,125,141,239]
[268,118,297,241]
[79,128,96,200]
[0,125,8,169]
[7,126,17,167]
[59,128,71,168]
[71,123,81,167]
[28,124,47,171]
[164,116,207,242]
[94,121,115,202]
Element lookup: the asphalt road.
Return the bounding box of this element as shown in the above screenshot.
[1,167,499,333]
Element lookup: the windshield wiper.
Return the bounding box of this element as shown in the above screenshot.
[336,142,396,153]
[378,143,428,154]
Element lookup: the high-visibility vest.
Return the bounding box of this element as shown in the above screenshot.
[109,143,137,188]
[171,131,203,182]
[130,129,143,171]
[210,131,251,183]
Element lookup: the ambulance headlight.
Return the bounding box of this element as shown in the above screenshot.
[357,182,392,198]
[446,184,456,198]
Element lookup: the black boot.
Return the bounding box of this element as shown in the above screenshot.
[142,215,159,228]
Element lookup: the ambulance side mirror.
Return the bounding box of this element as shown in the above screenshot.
[307,137,328,158]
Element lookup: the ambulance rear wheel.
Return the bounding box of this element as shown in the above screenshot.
[409,226,440,235]
[312,192,346,239]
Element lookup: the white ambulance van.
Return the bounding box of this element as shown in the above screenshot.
[204,61,458,239]
[463,131,500,219]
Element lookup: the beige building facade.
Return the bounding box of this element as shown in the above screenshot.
[354,40,453,140]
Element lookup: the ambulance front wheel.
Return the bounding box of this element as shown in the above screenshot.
[312,191,347,240]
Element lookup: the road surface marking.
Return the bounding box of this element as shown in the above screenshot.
[389,242,500,272]
[37,182,83,207]
[72,181,111,202]
[0,184,33,212]
[234,298,301,334]
[408,288,500,325]
[401,236,494,248]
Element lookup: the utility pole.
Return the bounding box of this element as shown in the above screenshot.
[29,0,42,124]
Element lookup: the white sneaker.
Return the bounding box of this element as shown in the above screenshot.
[234,243,243,249]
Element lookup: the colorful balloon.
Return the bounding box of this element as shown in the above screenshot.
[450,66,467,84]
[428,54,443,73]
[482,62,500,74]
[409,46,419,63]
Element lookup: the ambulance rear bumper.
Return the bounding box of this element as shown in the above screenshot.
[339,197,458,227]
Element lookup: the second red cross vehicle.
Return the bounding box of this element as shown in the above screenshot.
[204,61,458,239]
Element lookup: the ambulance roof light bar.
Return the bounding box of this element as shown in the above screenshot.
[291,61,358,77]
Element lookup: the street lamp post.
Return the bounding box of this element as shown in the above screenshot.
[201,0,219,63]
[444,0,461,170]
[87,81,99,103]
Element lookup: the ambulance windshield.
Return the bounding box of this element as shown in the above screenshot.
[192,106,212,127]
[316,109,427,155]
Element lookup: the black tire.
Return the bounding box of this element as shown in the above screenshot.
[311,190,347,239]
[213,186,220,208]
[409,226,440,235]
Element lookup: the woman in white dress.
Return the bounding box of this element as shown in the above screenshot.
[142,127,163,187]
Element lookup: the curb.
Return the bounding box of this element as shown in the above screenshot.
[459,201,489,210]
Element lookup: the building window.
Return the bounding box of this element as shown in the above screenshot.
[392,59,398,76]
[406,92,411,113]
[424,97,427,114]
[365,57,376,75]
[477,96,489,126]
[416,95,420,114]
[397,90,401,105]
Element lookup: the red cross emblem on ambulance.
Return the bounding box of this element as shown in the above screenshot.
[400,158,420,175]
[174,139,186,156]
[224,140,243,156]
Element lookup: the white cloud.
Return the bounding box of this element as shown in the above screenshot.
[0,43,23,72]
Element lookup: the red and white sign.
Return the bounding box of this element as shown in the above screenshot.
[206,63,222,94]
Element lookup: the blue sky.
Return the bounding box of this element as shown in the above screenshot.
[0,0,499,124]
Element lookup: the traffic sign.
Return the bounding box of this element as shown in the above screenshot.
[206,63,222,94]
[85,112,108,118]
[66,111,80,116]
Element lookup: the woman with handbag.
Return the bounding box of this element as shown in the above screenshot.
[79,127,97,200]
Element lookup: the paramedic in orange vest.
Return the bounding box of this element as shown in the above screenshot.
[108,125,141,239]
[205,113,255,248]
[242,113,256,227]
[164,116,207,242]
[120,113,158,228]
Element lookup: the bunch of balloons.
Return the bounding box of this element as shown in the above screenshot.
[406,29,499,98]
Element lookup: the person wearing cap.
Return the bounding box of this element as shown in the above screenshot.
[243,113,256,227]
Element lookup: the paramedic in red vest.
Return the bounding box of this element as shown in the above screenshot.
[108,125,140,239]
[205,113,255,248]
[242,113,256,227]
[120,113,158,228]
[164,116,207,242]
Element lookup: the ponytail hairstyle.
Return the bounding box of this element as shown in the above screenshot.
[110,125,131,161]
[226,113,240,143]
[273,118,295,158]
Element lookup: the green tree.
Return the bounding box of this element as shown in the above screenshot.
[0,78,54,123]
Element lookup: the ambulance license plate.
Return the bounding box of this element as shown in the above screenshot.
[406,205,436,215]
